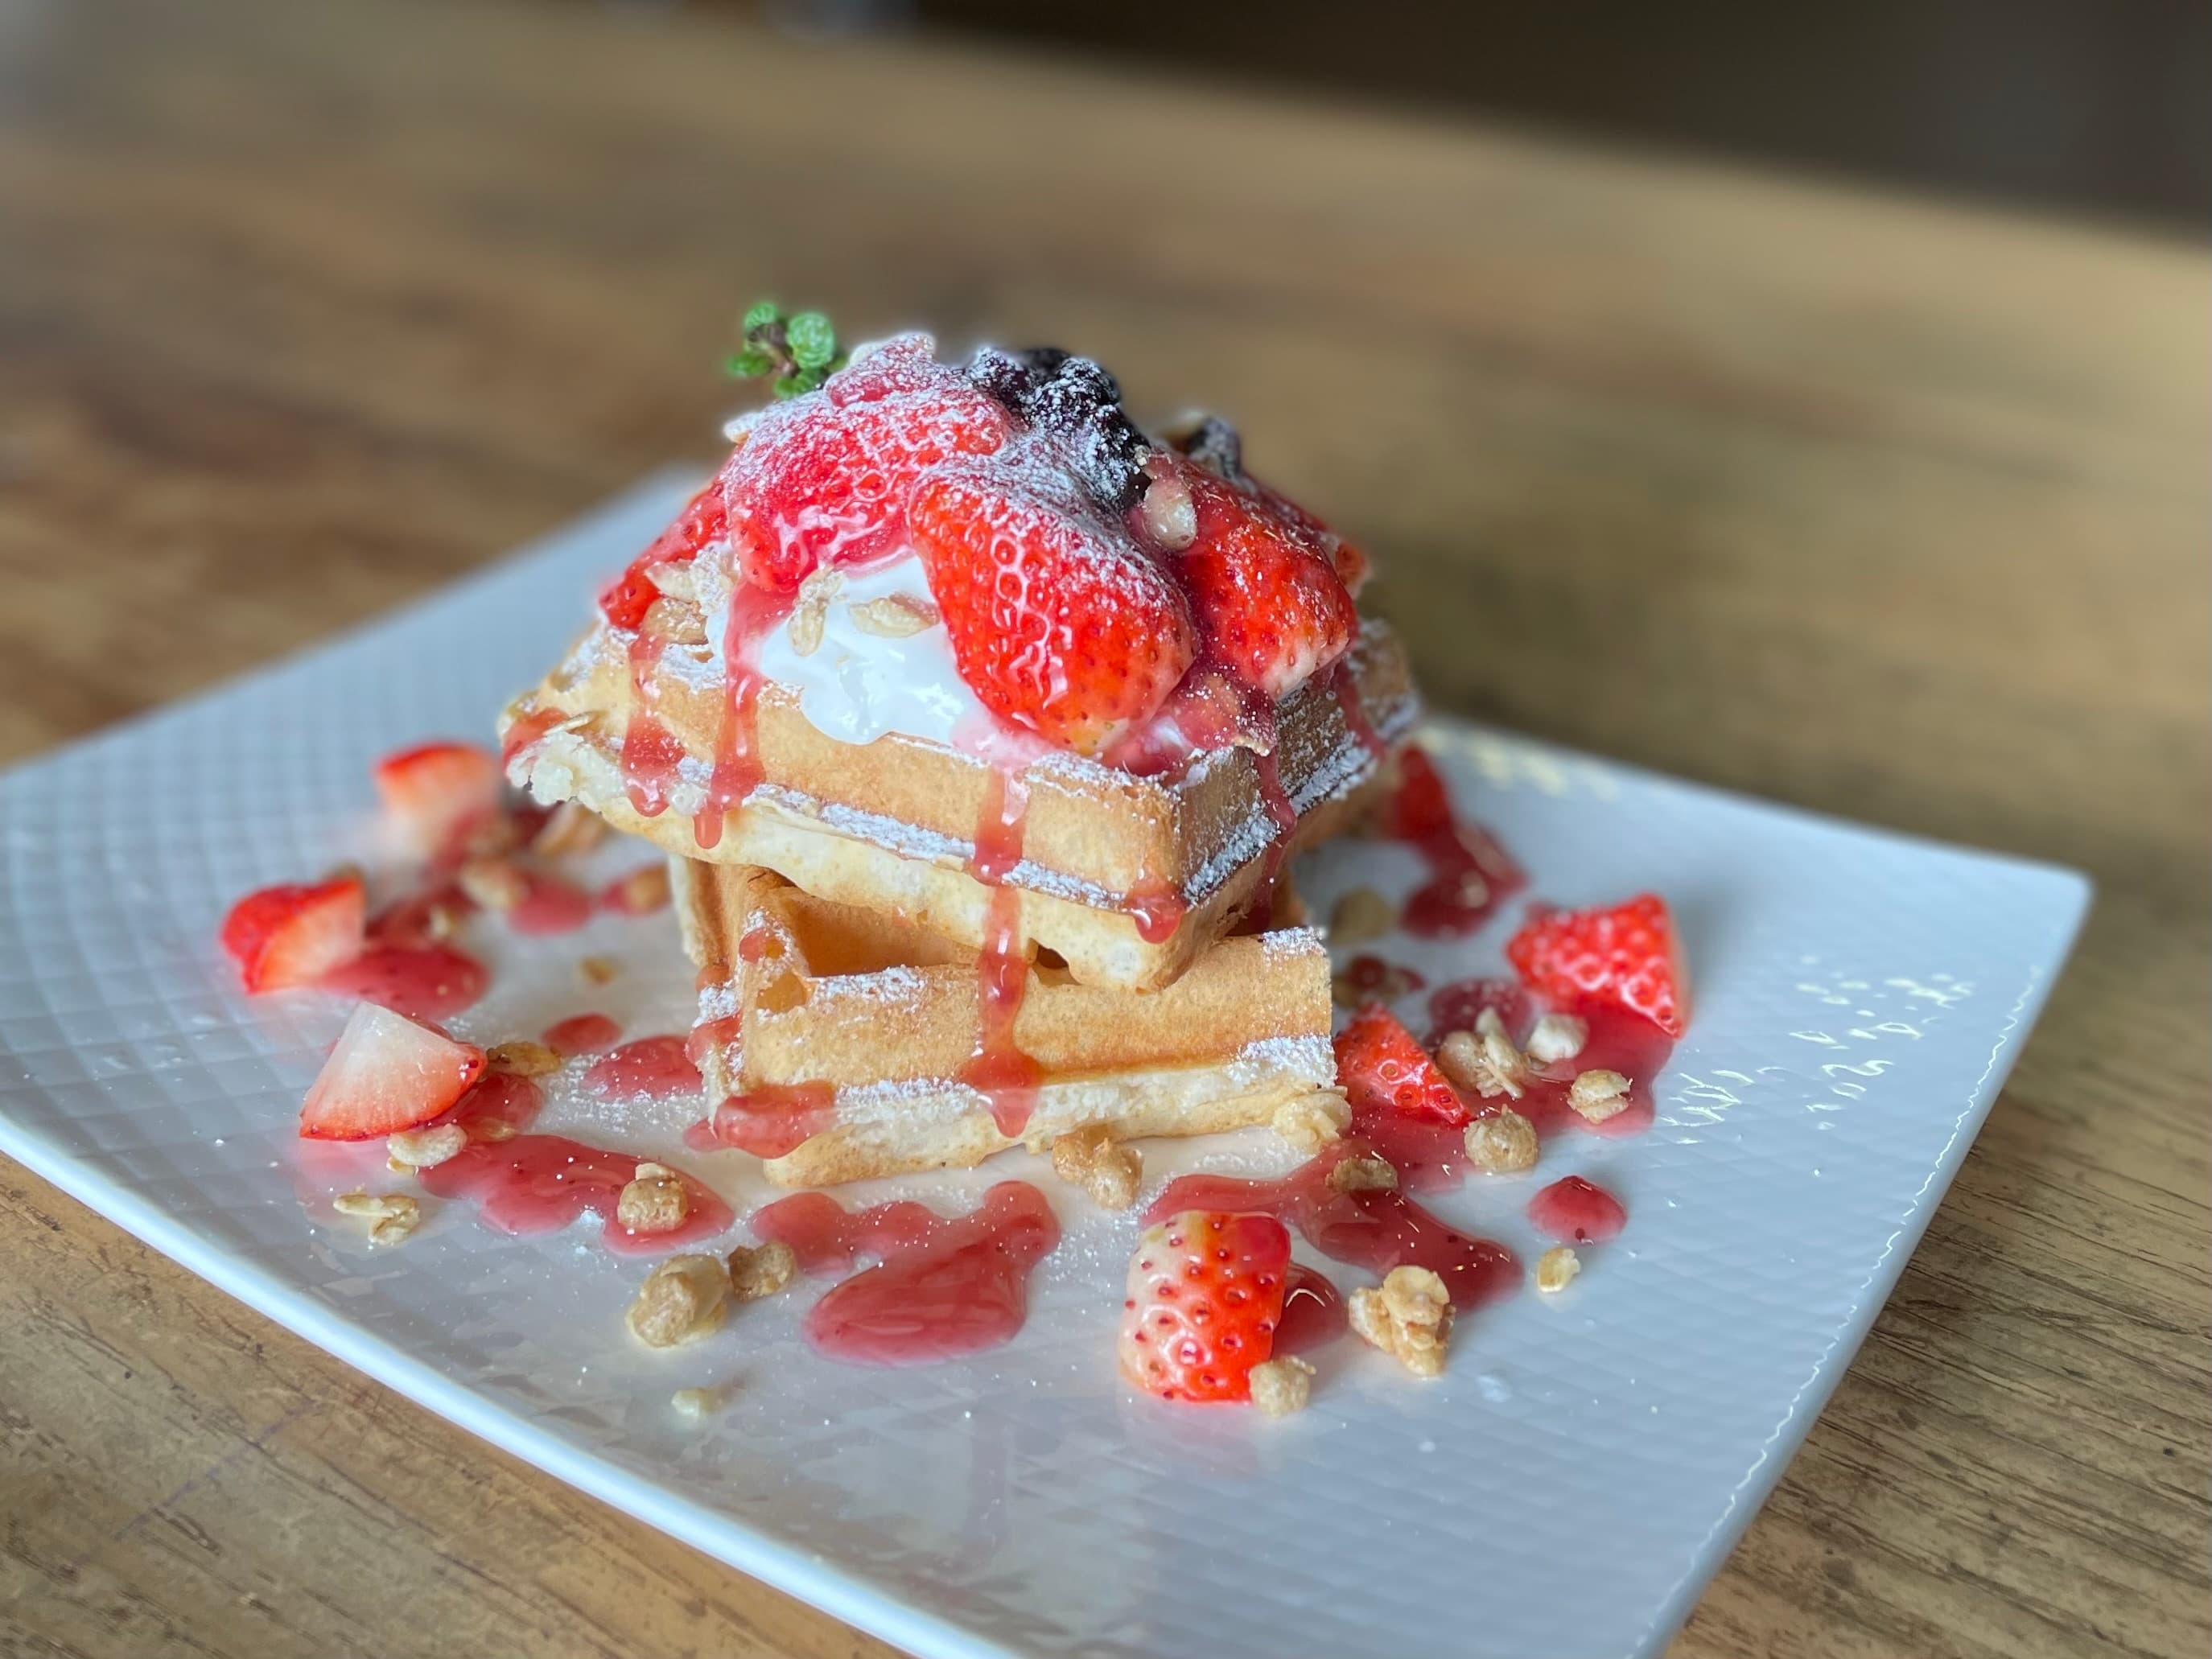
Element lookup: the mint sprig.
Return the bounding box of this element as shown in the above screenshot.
[726,300,846,399]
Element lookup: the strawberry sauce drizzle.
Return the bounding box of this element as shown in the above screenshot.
[1123,878,1187,945]
[418,1136,731,1254]
[693,583,792,850]
[961,765,1041,1138]
[751,1181,1061,1365]
[1386,749,1526,937]
[1146,1146,1521,1311]
[500,706,563,771]
[318,945,488,1023]
[542,1012,621,1056]
[443,1071,543,1140]
[583,1035,703,1101]
[711,1082,838,1158]
[617,625,686,819]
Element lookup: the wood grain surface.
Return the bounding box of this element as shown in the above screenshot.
[2,2,2206,1656]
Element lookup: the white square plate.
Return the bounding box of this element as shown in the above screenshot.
[0,472,2088,1659]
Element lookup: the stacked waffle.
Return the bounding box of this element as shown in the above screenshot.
[500,329,1419,1185]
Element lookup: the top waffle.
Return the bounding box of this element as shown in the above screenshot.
[501,330,1419,991]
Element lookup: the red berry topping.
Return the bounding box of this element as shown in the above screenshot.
[910,456,1196,754]
[299,1002,486,1141]
[1506,893,1690,1037]
[1172,464,1355,700]
[723,381,1012,591]
[823,331,956,405]
[598,475,730,631]
[1333,1002,1469,1126]
[1118,1209,1291,1403]
[220,876,366,992]
[373,741,502,860]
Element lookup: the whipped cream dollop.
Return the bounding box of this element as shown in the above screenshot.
[748,553,995,751]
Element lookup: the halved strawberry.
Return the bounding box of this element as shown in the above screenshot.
[1173,463,1355,700]
[1506,893,1689,1037]
[1118,1209,1291,1403]
[724,379,1012,591]
[373,742,501,859]
[1333,1002,1469,1126]
[1247,473,1371,595]
[299,1002,486,1141]
[598,474,730,631]
[220,876,366,992]
[822,331,958,405]
[910,456,1196,754]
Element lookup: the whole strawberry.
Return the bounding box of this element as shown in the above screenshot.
[1118,1209,1291,1402]
[1506,893,1690,1036]
[910,455,1196,754]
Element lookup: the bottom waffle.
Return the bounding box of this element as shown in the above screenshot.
[673,861,1342,1188]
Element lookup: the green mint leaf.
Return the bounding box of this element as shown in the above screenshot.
[743,299,781,334]
[786,311,837,370]
[725,347,776,378]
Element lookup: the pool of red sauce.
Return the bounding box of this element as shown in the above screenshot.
[542,1012,622,1056]
[1385,749,1527,937]
[1424,978,1674,1142]
[752,1181,1061,1365]
[710,1081,838,1158]
[508,871,594,936]
[318,945,488,1023]
[584,1035,702,1101]
[1275,1261,1349,1354]
[1147,1149,1520,1311]
[419,1135,731,1254]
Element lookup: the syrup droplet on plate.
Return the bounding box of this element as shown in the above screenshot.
[1528,1175,1626,1244]
[542,1012,622,1056]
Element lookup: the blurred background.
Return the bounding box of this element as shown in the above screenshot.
[736,0,2209,226]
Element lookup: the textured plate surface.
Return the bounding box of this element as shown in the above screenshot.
[0,472,2088,1659]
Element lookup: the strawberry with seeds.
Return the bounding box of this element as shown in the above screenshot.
[220,875,366,992]
[1334,1002,1470,1126]
[723,379,1011,592]
[1507,893,1690,1036]
[1118,1209,1292,1403]
[1170,461,1356,701]
[299,1002,487,1140]
[911,455,1197,754]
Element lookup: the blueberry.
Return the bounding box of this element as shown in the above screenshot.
[1168,414,1242,480]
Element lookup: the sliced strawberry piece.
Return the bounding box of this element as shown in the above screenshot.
[1333,1002,1469,1127]
[1118,1209,1291,1403]
[373,742,501,859]
[910,456,1196,754]
[598,475,731,631]
[220,876,366,992]
[1506,893,1690,1037]
[724,381,1012,591]
[299,1002,486,1141]
[1173,463,1355,701]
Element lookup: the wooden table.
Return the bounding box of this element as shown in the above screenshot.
[2,2,2205,1654]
